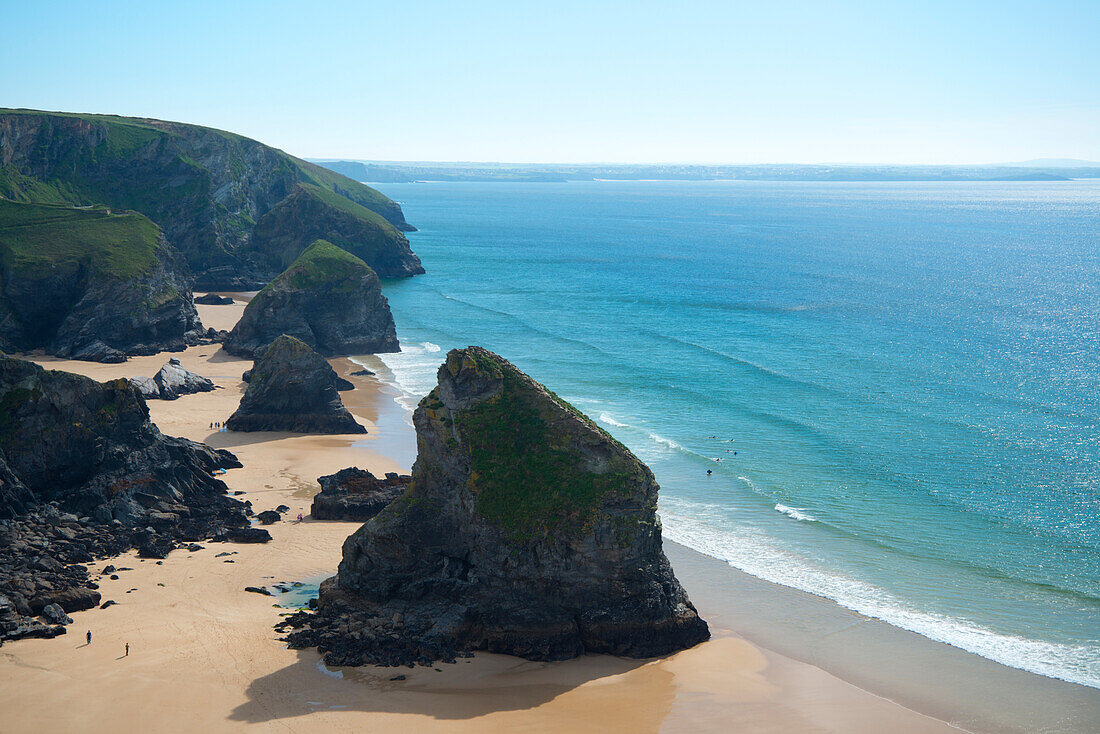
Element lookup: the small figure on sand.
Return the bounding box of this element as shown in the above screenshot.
[86,630,91,644]
[125,642,129,657]
[296,513,304,522]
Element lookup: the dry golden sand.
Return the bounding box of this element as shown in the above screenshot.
[0,297,962,733]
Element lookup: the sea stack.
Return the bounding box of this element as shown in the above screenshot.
[222,240,399,358]
[285,346,708,666]
[225,335,366,433]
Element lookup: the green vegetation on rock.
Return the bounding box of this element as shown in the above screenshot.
[441,349,642,540]
[259,239,373,295]
[0,109,419,283]
[0,199,161,279]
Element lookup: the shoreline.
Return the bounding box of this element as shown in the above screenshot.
[0,301,1094,731]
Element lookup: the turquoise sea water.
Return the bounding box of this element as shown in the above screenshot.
[369,180,1099,688]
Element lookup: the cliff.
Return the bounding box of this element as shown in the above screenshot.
[223,240,399,358]
[283,346,708,666]
[225,335,366,433]
[0,109,421,288]
[0,353,257,640]
[0,200,203,362]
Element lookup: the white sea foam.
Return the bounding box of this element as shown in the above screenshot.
[598,412,629,428]
[774,503,817,522]
[647,432,684,451]
[659,501,1100,689]
[373,340,448,410]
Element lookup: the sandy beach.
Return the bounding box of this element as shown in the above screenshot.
[1,297,1097,733]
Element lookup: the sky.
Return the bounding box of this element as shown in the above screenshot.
[2,1,1098,164]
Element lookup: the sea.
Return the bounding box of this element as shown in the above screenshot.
[362,179,1099,688]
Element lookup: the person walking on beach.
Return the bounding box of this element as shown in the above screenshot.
[125,642,129,657]
[86,630,91,645]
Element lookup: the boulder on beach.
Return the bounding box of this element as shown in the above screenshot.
[130,358,215,400]
[225,335,366,434]
[222,240,399,359]
[310,467,410,521]
[284,346,709,666]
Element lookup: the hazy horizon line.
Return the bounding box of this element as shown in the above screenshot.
[307,157,1100,168]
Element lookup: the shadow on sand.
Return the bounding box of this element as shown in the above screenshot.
[228,648,667,726]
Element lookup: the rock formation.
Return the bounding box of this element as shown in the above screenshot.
[222,240,399,358]
[130,358,216,400]
[225,335,365,434]
[0,353,259,642]
[0,109,421,288]
[0,200,204,362]
[194,294,234,305]
[310,467,410,521]
[283,347,708,666]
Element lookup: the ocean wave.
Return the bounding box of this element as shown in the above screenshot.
[642,330,837,397]
[659,504,1100,689]
[647,432,685,451]
[598,412,628,428]
[373,340,449,408]
[775,503,817,522]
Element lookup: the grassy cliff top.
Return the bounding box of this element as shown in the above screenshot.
[0,109,404,227]
[259,239,375,295]
[0,199,161,279]
[426,347,648,540]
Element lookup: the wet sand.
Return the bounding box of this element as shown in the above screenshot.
[1,297,1095,732]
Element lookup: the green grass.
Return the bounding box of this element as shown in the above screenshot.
[297,183,397,232]
[289,156,400,216]
[441,350,643,540]
[0,199,162,279]
[0,109,406,228]
[258,239,374,296]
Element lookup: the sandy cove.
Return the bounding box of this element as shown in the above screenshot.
[0,297,1082,733]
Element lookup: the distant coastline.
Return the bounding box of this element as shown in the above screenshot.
[310,159,1100,184]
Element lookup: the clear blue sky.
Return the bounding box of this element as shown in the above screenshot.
[2,1,1097,164]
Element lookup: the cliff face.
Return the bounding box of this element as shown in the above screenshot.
[0,354,242,523]
[0,200,203,362]
[285,347,708,666]
[0,110,420,287]
[0,354,261,642]
[223,240,399,358]
[225,335,366,434]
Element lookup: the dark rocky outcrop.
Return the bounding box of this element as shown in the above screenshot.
[222,240,399,358]
[282,347,708,666]
[0,200,203,363]
[225,335,365,434]
[130,358,216,400]
[193,294,234,305]
[256,510,280,525]
[0,109,420,287]
[310,467,410,521]
[0,353,261,643]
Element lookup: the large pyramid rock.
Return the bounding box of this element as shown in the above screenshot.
[225,335,365,434]
[222,240,399,358]
[285,346,708,665]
